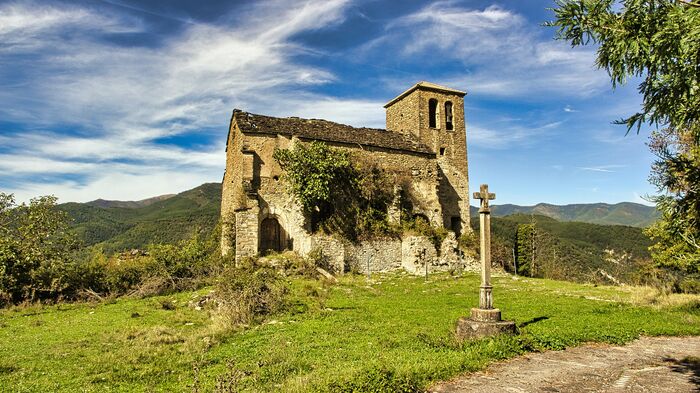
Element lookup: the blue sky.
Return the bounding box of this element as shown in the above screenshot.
[0,0,655,205]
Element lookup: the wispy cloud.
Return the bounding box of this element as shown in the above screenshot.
[0,0,385,202]
[362,2,608,98]
[469,120,563,149]
[578,165,627,173]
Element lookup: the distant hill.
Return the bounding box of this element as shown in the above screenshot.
[59,183,220,253]
[471,202,658,227]
[86,194,175,209]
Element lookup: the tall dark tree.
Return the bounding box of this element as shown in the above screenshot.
[548,0,700,276]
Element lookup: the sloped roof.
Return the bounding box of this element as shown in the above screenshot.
[384,81,466,108]
[232,110,434,155]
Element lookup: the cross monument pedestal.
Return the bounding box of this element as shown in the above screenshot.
[456,184,516,340]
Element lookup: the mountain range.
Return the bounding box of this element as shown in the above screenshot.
[473,202,658,228]
[58,183,658,253]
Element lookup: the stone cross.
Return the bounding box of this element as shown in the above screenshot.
[473,184,496,310]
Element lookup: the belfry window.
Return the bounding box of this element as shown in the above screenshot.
[445,101,453,131]
[428,98,438,128]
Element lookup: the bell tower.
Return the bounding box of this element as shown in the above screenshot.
[384,81,470,234]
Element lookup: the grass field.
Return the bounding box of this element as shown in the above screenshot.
[1,272,699,392]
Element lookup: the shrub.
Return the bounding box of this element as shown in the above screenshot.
[678,276,700,294]
[63,247,109,297]
[215,259,289,326]
[148,233,224,288]
[0,193,79,305]
[101,231,228,298]
[401,215,448,250]
[104,253,159,295]
[457,231,479,258]
[305,247,334,274]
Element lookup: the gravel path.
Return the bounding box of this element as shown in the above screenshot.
[430,336,700,393]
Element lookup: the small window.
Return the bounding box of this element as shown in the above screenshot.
[451,217,462,235]
[439,147,446,156]
[428,99,438,128]
[445,101,453,131]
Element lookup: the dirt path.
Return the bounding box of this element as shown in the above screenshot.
[430,336,700,393]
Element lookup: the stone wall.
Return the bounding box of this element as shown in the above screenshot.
[234,206,259,263]
[221,115,243,255]
[309,235,346,274]
[345,238,403,273]
[386,90,421,139]
[302,234,474,276]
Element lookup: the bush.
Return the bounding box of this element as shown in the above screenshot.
[0,193,79,305]
[457,231,479,258]
[104,252,159,295]
[63,247,110,297]
[215,259,289,326]
[402,215,448,250]
[678,276,700,294]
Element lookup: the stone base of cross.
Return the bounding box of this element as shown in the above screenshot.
[456,184,516,340]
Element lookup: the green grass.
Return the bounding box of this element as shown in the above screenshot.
[1,272,698,392]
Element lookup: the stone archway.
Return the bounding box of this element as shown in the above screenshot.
[259,217,287,254]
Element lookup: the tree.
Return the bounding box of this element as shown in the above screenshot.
[548,0,700,278]
[516,223,536,276]
[0,193,78,304]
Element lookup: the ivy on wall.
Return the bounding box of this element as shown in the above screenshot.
[273,141,397,241]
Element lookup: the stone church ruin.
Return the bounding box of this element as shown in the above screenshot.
[221,82,474,273]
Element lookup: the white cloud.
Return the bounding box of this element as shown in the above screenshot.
[368,2,609,98]
[0,0,385,203]
[577,165,627,173]
[468,121,563,149]
[0,2,142,52]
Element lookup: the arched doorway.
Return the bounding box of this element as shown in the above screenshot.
[259,217,287,254]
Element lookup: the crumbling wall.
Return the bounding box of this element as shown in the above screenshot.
[344,238,403,274]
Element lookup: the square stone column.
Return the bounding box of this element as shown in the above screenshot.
[456,184,516,339]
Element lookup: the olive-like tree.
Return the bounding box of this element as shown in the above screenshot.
[0,193,78,304]
[548,0,700,277]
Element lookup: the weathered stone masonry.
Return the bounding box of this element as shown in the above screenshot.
[221,82,472,273]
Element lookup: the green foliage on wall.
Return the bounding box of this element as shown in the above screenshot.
[273,141,357,216]
[273,141,398,241]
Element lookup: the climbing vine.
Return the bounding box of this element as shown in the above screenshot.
[273,141,396,240]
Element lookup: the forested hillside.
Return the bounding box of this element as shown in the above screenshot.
[58,183,220,253]
[482,214,652,284]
